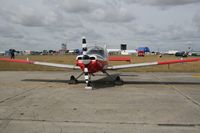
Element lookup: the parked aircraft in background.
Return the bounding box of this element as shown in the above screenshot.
[1,37,200,89]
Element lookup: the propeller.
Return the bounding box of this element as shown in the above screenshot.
[81,37,92,89]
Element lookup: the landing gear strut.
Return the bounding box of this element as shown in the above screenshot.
[69,70,123,89]
[84,68,93,90]
[68,72,84,84]
[104,71,124,85]
[68,69,93,89]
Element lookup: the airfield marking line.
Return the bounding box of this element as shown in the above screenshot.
[151,73,200,108]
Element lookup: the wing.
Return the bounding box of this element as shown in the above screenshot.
[107,58,200,70]
[0,58,79,69]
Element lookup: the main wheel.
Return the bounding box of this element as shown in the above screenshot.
[114,76,123,85]
[68,75,78,84]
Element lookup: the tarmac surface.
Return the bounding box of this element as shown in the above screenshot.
[0,71,200,133]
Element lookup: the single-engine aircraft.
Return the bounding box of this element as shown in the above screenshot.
[1,37,200,89]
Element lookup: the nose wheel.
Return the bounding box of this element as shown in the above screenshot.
[85,81,93,90]
[68,70,94,90]
[84,67,93,90]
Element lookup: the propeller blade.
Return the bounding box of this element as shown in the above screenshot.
[82,37,87,55]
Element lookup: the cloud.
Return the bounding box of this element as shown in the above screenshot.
[0,23,24,39]
[56,0,97,13]
[90,7,135,23]
[0,0,199,51]
[51,0,136,23]
[145,0,200,6]
[193,13,200,31]
[124,0,200,6]
[94,1,135,23]
[0,1,58,27]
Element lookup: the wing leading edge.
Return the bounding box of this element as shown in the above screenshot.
[107,58,200,70]
[0,58,79,69]
[1,57,200,70]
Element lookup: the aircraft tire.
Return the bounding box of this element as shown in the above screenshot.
[114,76,124,85]
[69,75,78,84]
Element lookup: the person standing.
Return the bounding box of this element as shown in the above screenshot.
[9,49,16,59]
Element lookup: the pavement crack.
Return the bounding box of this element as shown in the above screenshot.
[151,73,200,108]
[158,123,197,127]
[170,85,200,108]
[0,88,34,104]
[0,82,49,104]
[0,118,199,127]
[0,111,16,130]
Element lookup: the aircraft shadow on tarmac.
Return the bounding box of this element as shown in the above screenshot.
[22,74,200,89]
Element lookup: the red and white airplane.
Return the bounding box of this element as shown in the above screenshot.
[1,37,200,89]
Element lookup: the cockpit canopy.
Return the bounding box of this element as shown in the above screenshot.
[86,46,107,58]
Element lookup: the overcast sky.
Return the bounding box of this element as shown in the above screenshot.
[0,0,200,51]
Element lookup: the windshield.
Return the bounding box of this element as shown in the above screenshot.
[86,46,106,57]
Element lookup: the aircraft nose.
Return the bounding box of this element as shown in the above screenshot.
[83,55,90,60]
[82,55,91,65]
